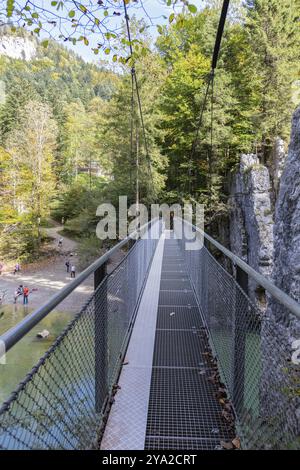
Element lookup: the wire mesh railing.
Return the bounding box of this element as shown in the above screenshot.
[175,219,300,450]
[0,220,162,450]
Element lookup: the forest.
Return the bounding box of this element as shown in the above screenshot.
[0,0,300,264]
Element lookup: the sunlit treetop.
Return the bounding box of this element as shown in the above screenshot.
[1,0,198,62]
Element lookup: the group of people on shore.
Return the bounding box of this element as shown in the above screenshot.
[59,238,76,278]
[14,285,30,305]
[1,238,77,308]
[65,259,76,278]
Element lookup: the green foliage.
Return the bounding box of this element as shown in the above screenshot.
[77,236,103,270]
[157,0,300,210]
[1,0,300,260]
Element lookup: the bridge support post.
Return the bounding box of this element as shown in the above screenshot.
[233,265,248,414]
[94,262,108,414]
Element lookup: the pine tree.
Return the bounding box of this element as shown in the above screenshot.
[243,0,300,160]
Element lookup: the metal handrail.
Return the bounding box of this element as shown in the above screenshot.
[178,218,300,320]
[0,219,157,353]
[2,215,299,355]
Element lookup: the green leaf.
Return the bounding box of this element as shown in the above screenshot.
[104,48,111,55]
[112,54,118,62]
[188,4,197,14]
[31,12,39,19]
[51,1,58,5]
[169,13,175,23]
[68,10,75,18]
[6,0,15,18]
[7,0,15,18]
[157,25,163,35]
[79,4,87,13]
[104,10,109,17]
[41,40,49,48]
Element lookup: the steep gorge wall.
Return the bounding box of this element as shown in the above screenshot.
[260,107,300,444]
[229,154,274,310]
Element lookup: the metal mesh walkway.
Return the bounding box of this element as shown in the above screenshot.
[145,237,235,450]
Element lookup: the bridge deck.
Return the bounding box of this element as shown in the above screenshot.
[101,232,234,450]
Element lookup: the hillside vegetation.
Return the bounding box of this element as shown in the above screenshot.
[0,0,300,262]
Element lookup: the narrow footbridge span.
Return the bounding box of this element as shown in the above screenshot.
[0,220,299,450]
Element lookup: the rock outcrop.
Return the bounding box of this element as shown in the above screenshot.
[261,106,300,447]
[270,137,287,198]
[0,34,36,61]
[230,154,274,310]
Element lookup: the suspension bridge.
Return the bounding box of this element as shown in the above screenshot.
[0,218,299,450]
[0,0,299,451]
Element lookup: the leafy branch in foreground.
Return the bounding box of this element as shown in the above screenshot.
[1,0,197,59]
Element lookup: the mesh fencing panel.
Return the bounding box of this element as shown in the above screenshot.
[0,222,161,450]
[176,221,300,450]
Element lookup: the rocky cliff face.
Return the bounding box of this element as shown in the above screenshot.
[270,137,287,199]
[261,107,300,447]
[230,154,274,310]
[0,34,36,61]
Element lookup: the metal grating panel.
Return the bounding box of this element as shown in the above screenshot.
[160,272,189,281]
[156,306,203,331]
[152,330,208,368]
[160,279,192,291]
[145,437,224,451]
[145,237,235,450]
[146,369,233,444]
[158,290,197,307]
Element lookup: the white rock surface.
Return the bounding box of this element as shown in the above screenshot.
[230,154,274,311]
[0,35,36,61]
[261,107,300,447]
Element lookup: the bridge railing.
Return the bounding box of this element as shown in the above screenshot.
[175,218,300,450]
[0,219,162,450]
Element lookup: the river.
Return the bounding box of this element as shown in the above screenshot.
[0,304,73,405]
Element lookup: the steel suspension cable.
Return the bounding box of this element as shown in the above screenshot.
[189,73,214,194]
[209,70,215,197]
[189,0,230,196]
[122,0,155,201]
[130,66,136,204]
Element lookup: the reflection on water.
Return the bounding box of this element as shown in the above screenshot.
[0,304,73,405]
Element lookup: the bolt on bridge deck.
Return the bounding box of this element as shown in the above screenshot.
[101,232,235,450]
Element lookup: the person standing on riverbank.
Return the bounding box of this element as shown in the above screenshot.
[13,262,21,275]
[70,265,76,278]
[14,285,23,304]
[65,259,70,273]
[23,286,29,305]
